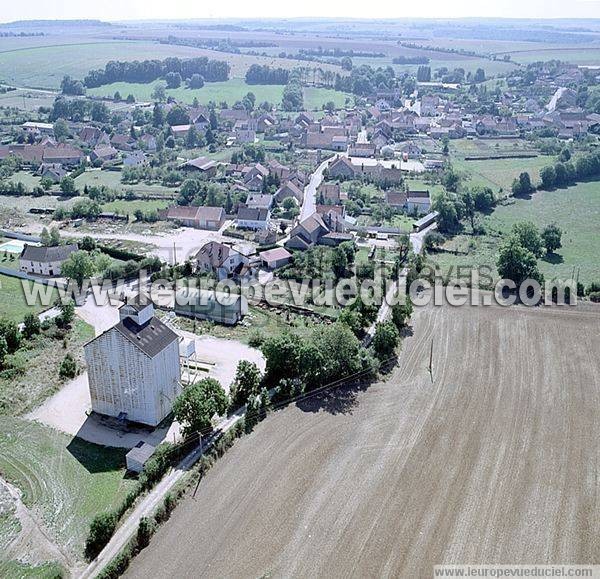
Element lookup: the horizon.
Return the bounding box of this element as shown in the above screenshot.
[1,0,599,25]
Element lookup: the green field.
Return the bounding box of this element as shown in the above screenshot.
[352,54,517,77]
[453,155,554,193]
[429,181,600,285]
[0,416,135,558]
[102,198,170,215]
[87,78,351,109]
[74,169,177,198]
[87,78,284,106]
[0,318,94,416]
[450,137,537,157]
[0,273,58,324]
[0,560,65,578]
[508,47,600,66]
[9,170,42,190]
[303,87,352,110]
[0,41,217,89]
[0,89,57,112]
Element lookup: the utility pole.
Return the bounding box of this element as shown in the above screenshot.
[428,339,434,383]
[192,433,203,499]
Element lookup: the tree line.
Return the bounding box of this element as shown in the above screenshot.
[512,149,600,195]
[83,57,230,88]
[393,56,430,65]
[334,64,397,97]
[245,64,289,85]
[282,70,304,111]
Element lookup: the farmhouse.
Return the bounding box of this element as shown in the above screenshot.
[317,182,342,205]
[22,122,54,136]
[42,144,85,166]
[37,163,67,183]
[237,206,271,230]
[275,181,303,204]
[385,190,408,209]
[84,296,181,427]
[165,206,224,230]
[243,163,269,191]
[328,155,355,179]
[90,145,118,164]
[286,213,352,250]
[246,193,274,210]
[171,124,193,139]
[78,126,110,147]
[195,241,249,280]
[111,134,136,151]
[406,190,431,215]
[19,243,78,276]
[348,142,377,158]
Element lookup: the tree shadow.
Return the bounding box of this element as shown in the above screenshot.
[542,252,564,265]
[294,373,380,416]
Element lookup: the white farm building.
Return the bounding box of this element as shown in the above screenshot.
[84,297,181,426]
[19,243,78,276]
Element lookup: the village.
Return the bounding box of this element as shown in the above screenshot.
[0,15,599,578]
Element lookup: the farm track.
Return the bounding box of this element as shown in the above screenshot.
[125,302,600,578]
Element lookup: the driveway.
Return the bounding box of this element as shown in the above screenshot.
[409,222,437,254]
[176,331,266,392]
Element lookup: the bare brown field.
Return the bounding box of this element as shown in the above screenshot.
[126,302,600,579]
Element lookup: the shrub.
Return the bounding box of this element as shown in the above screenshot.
[136,517,153,550]
[586,281,600,295]
[247,329,264,348]
[372,321,400,361]
[85,512,118,560]
[589,291,600,303]
[423,231,445,251]
[22,312,41,339]
[138,443,174,491]
[97,541,134,579]
[59,354,77,379]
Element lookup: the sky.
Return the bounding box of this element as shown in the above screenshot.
[1,0,599,22]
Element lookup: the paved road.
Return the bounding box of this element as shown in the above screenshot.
[362,221,435,345]
[356,129,369,144]
[300,156,336,221]
[362,271,406,347]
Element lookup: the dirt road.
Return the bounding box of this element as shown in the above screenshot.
[125,302,600,578]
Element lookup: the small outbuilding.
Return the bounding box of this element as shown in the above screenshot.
[259,247,293,270]
[126,441,156,473]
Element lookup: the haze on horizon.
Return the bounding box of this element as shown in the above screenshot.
[1,0,600,24]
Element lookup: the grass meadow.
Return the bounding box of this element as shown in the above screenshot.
[453,155,555,194]
[429,181,600,285]
[0,273,57,323]
[0,415,135,559]
[87,78,351,109]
